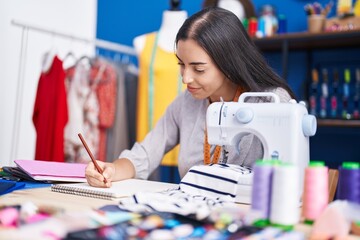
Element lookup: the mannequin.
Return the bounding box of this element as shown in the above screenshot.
[218,0,245,20]
[202,0,256,21]
[132,1,188,174]
[133,8,188,53]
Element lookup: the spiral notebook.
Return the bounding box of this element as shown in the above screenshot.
[51,179,178,200]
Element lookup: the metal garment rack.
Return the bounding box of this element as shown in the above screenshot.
[10,19,137,162]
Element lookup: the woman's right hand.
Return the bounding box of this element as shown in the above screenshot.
[85,160,115,188]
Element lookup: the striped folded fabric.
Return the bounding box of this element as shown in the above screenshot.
[117,164,253,218]
[179,163,253,200]
[118,188,237,219]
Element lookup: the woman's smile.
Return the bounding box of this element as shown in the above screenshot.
[187,85,201,94]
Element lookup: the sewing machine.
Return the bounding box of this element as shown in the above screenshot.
[206,92,317,203]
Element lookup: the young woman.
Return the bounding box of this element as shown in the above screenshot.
[85,7,295,187]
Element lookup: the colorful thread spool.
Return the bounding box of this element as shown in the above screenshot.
[248,17,258,37]
[257,17,265,37]
[302,161,329,223]
[242,18,249,33]
[337,162,360,204]
[277,14,287,34]
[270,163,300,229]
[251,160,274,224]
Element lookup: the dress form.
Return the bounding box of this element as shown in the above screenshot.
[218,0,245,21]
[133,10,188,53]
[133,7,188,176]
[202,0,256,21]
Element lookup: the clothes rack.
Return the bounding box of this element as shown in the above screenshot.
[11,20,137,56]
[10,19,137,162]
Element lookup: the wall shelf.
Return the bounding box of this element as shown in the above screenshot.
[317,119,360,127]
[253,29,360,51]
[252,30,360,128]
[252,30,360,81]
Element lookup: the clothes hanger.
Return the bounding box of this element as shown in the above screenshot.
[41,46,57,73]
[62,51,77,69]
[121,54,130,65]
[62,37,78,69]
[113,53,121,63]
[76,46,101,67]
[121,54,138,75]
[75,54,93,68]
[41,34,57,73]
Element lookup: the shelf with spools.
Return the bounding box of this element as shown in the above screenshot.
[252,29,360,80]
[252,29,360,52]
[252,30,360,128]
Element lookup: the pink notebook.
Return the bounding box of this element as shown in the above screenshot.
[14,160,87,182]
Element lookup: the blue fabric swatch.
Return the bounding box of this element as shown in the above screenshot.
[0,179,25,195]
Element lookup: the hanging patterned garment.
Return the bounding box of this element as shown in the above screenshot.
[137,32,185,166]
[92,58,117,161]
[64,60,100,163]
[33,55,68,162]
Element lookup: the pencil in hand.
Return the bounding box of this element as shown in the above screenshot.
[78,133,108,184]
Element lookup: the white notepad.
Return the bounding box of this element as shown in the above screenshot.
[51,179,179,200]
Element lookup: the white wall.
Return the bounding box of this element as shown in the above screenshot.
[0,0,97,166]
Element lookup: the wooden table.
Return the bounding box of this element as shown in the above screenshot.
[0,187,115,212]
[0,187,121,239]
[0,187,359,240]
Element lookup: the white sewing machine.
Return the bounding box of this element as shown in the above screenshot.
[206,92,317,203]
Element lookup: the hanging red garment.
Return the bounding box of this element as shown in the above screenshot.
[33,55,68,162]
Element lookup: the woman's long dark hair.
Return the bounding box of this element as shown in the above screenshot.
[175,7,296,99]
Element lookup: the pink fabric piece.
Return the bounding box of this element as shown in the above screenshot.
[25,213,50,224]
[311,202,351,239]
[0,207,19,227]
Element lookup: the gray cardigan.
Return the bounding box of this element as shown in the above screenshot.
[120,88,292,179]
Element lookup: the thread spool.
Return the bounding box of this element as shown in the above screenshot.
[277,14,287,34]
[257,17,265,37]
[270,163,300,229]
[251,160,274,224]
[248,17,258,37]
[302,161,329,224]
[337,162,360,204]
[242,18,249,33]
